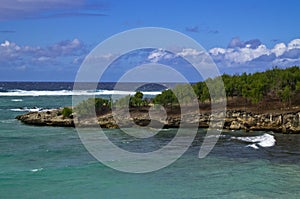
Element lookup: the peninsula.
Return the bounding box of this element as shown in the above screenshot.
[16,66,300,133]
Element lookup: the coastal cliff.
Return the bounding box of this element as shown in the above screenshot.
[16,108,300,133]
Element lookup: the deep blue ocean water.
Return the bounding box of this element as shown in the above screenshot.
[0,82,299,198]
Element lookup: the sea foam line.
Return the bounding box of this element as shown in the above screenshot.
[10,107,55,112]
[0,90,161,96]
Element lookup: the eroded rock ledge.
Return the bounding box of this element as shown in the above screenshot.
[16,109,300,133]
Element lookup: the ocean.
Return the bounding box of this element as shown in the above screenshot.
[0,82,299,198]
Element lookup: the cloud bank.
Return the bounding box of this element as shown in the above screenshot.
[145,38,300,73]
[0,38,87,71]
[209,38,300,72]
[1,37,300,80]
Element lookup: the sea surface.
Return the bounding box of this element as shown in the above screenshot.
[0,82,300,198]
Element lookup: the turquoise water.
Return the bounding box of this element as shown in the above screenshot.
[1,96,300,198]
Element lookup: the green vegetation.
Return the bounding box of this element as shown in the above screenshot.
[153,89,177,107]
[62,107,73,118]
[130,91,149,107]
[152,66,300,107]
[74,98,111,117]
[73,66,300,117]
[220,66,300,104]
[74,92,149,117]
[114,91,149,108]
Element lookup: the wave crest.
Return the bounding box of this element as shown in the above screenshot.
[232,133,276,149]
[0,90,161,97]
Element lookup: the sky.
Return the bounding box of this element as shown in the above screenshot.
[0,0,300,81]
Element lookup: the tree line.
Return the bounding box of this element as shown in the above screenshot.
[71,66,300,117]
[155,66,300,106]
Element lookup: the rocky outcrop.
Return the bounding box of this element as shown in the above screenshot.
[16,109,74,127]
[224,110,300,133]
[16,109,300,133]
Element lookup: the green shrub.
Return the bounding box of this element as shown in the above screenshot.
[62,107,73,118]
[74,98,111,117]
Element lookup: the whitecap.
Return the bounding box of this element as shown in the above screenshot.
[206,134,227,139]
[30,168,43,172]
[10,107,42,112]
[232,133,276,149]
[11,99,23,102]
[247,144,259,149]
[159,129,171,131]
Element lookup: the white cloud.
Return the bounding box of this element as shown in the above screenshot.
[49,38,83,56]
[229,44,269,63]
[147,48,206,63]
[209,47,226,56]
[4,38,298,75]
[147,49,169,63]
[176,48,203,57]
[0,38,86,69]
[1,40,10,47]
[209,38,300,68]
[271,43,286,57]
[287,39,300,50]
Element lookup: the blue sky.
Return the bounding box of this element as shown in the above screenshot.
[0,0,300,81]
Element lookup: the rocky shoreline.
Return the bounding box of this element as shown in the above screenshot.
[15,108,300,134]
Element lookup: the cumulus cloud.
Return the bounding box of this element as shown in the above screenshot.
[6,37,298,77]
[147,48,207,63]
[209,38,300,70]
[0,0,107,20]
[0,38,87,70]
[147,49,172,63]
[271,43,286,57]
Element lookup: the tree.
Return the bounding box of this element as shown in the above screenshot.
[281,85,292,107]
[296,81,300,91]
[74,97,111,117]
[134,91,143,99]
[114,95,131,108]
[130,91,144,107]
[173,84,195,105]
[153,89,177,107]
[62,107,73,118]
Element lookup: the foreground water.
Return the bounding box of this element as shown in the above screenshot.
[0,94,300,198]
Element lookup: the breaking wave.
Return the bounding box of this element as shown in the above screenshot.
[231,133,276,149]
[10,107,54,112]
[0,90,161,97]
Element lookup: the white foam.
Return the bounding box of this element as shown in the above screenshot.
[11,99,23,102]
[247,144,259,149]
[10,107,54,112]
[0,90,161,97]
[30,168,43,172]
[206,134,227,139]
[232,133,276,149]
